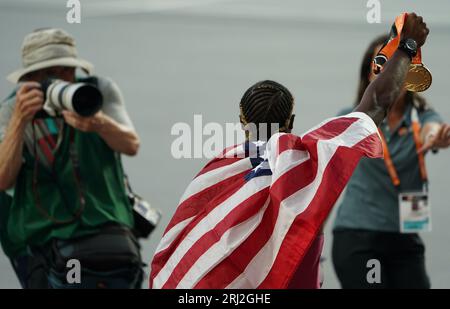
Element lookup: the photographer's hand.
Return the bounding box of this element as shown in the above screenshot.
[12,82,44,125]
[0,82,44,190]
[62,110,140,156]
[62,110,104,133]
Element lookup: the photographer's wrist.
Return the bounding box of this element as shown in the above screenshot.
[10,112,28,133]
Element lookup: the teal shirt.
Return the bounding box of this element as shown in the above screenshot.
[333,103,442,232]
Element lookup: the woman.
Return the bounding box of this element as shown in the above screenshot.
[332,35,450,289]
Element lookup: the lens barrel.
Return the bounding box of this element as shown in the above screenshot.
[43,80,103,117]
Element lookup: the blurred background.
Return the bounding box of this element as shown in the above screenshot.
[0,0,449,288]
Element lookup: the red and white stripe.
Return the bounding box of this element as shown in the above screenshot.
[150,112,382,289]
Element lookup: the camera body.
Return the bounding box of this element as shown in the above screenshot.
[41,79,103,117]
[129,193,162,239]
[123,174,161,239]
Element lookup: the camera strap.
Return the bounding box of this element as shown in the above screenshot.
[32,124,86,224]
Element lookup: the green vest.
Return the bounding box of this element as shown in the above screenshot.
[0,192,26,258]
[7,124,134,248]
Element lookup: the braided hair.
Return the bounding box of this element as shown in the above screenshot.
[239,80,294,140]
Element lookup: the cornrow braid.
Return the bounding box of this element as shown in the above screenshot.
[240,80,294,139]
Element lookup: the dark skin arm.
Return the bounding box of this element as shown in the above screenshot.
[355,13,430,126]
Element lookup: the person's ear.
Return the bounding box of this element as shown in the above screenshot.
[288,114,295,131]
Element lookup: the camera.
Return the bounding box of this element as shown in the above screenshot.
[123,175,162,239]
[41,79,103,117]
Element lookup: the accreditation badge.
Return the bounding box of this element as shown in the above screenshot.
[399,191,431,233]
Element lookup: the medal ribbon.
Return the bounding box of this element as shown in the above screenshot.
[379,108,428,189]
[373,13,423,74]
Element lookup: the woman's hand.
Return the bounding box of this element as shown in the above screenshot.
[419,123,450,153]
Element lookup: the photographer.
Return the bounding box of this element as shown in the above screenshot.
[0,28,142,288]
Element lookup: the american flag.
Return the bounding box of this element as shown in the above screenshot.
[150,112,382,289]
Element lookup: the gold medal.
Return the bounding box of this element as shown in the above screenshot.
[373,13,433,93]
[404,64,432,92]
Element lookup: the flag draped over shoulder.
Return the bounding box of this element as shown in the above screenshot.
[150,112,382,289]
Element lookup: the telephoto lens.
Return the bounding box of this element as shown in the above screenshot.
[42,79,103,117]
